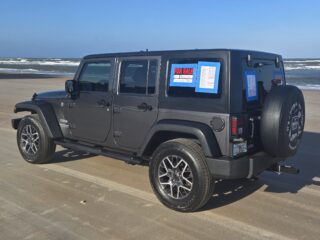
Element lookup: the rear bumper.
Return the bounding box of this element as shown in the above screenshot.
[206,152,284,179]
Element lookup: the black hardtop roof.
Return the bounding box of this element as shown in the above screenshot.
[83,49,281,59]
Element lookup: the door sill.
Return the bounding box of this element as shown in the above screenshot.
[54,140,146,165]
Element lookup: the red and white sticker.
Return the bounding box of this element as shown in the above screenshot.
[173,67,194,83]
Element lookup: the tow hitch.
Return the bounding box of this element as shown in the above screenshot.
[268,163,300,175]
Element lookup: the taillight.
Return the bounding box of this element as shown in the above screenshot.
[231,117,237,136]
[231,116,244,137]
[230,115,247,157]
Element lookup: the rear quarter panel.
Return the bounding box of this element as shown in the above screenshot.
[157,50,231,156]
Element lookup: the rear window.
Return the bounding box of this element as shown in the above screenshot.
[167,58,222,98]
[243,59,285,108]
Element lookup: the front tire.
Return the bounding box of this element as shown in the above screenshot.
[149,138,214,212]
[17,114,56,164]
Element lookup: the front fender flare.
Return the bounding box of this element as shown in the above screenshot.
[13,100,63,139]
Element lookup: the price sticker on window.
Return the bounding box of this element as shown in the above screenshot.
[195,61,221,94]
[169,64,197,87]
[245,71,258,101]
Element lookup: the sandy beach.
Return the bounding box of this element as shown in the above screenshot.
[0,75,319,239]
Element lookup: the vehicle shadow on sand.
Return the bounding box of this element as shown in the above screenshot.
[48,132,320,211]
[201,131,320,211]
[50,149,96,163]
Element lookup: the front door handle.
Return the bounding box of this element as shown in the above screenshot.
[68,102,76,108]
[137,102,153,111]
[97,99,110,108]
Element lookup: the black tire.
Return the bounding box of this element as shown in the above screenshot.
[260,85,305,157]
[17,114,56,164]
[149,138,214,212]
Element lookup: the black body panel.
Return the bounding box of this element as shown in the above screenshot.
[36,90,67,100]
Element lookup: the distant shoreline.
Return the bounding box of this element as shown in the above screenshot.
[0,73,71,79]
[0,73,319,92]
[0,57,319,90]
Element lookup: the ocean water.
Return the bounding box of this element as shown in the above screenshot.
[0,57,319,90]
[0,58,80,76]
[284,59,320,90]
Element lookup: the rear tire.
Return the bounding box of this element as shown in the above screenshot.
[149,138,214,212]
[17,114,56,164]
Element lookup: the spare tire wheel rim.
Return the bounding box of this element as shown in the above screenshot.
[286,102,304,150]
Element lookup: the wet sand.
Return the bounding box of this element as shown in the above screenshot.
[0,77,319,240]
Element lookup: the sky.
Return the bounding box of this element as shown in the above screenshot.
[1,0,320,58]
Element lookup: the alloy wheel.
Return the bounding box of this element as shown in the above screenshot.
[158,155,193,199]
[20,124,40,155]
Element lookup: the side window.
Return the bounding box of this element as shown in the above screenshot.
[120,60,148,94]
[167,58,222,98]
[119,59,158,94]
[79,62,112,92]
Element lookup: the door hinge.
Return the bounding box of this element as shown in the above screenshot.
[113,106,120,113]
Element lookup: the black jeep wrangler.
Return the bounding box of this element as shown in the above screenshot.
[12,49,305,212]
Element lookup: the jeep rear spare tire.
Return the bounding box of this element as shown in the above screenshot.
[260,85,305,157]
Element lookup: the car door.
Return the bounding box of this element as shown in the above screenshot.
[112,57,160,150]
[67,59,115,143]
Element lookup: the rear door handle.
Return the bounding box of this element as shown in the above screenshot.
[68,102,76,108]
[137,102,153,111]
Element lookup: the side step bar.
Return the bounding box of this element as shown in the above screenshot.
[268,163,300,175]
[55,140,145,165]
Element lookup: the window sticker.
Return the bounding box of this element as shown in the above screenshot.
[245,71,258,102]
[195,61,221,94]
[273,70,283,85]
[169,63,198,87]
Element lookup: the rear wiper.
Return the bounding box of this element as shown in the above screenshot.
[254,62,272,68]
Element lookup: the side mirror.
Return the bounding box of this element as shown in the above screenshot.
[65,80,77,98]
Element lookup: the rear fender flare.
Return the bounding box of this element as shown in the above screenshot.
[139,120,221,158]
